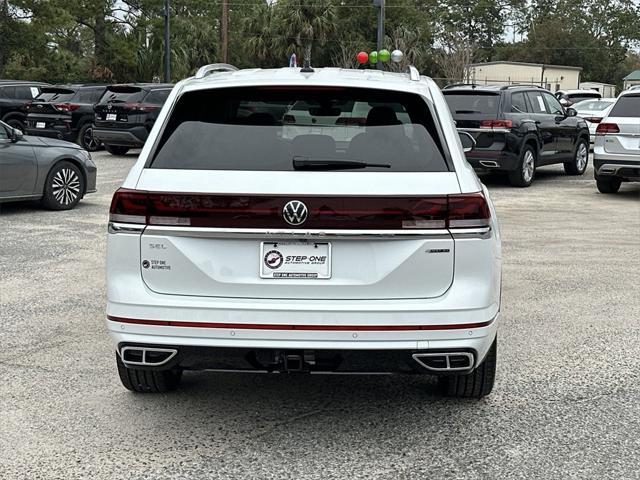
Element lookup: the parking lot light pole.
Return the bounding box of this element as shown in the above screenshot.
[164,0,170,82]
[373,0,385,70]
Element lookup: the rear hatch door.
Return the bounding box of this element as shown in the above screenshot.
[443,90,504,148]
[602,94,640,156]
[26,87,75,126]
[95,85,148,127]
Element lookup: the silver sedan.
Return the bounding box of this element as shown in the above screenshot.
[0,120,97,210]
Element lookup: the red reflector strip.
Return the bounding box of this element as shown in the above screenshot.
[107,315,494,331]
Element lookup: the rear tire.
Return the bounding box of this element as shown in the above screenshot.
[4,117,25,132]
[78,123,101,152]
[508,145,536,187]
[439,337,497,399]
[596,176,622,194]
[41,161,84,210]
[116,353,182,393]
[564,139,588,175]
[105,144,130,156]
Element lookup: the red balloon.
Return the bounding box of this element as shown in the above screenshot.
[356,51,369,64]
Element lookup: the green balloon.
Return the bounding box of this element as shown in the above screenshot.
[369,51,378,64]
[379,49,390,62]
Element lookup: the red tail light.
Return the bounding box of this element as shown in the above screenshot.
[480,119,512,129]
[109,189,491,230]
[123,102,158,112]
[596,122,619,134]
[53,103,80,112]
[583,116,603,124]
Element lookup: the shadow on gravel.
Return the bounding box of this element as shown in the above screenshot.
[0,200,95,216]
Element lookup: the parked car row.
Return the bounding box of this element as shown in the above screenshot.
[443,83,639,193]
[0,79,173,154]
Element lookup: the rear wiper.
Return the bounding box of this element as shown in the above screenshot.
[292,157,390,171]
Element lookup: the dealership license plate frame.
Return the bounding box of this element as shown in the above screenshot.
[260,241,332,279]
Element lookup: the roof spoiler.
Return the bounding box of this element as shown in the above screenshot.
[195,63,238,79]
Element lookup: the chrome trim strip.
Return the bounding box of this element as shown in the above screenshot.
[450,226,492,239]
[599,132,640,138]
[108,222,145,234]
[142,226,453,240]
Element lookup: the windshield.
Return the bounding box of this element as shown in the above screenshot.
[572,99,614,111]
[443,92,500,116]
[100,87,145,104]
[150,87,449,172]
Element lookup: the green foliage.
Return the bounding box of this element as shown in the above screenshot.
[0,0,638,86]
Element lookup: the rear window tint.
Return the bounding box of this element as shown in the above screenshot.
[100,88,145,104]
[568,93,601,103]
[443,93,500,116]
[143,89,171,105]
[609,95,640,117]
[149,87,449,172]
[36,89,75,102]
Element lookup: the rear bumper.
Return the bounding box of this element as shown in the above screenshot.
[465,150,520,171]
[25,126,75,141]
[593,156,640,180]
[93,126,147,147]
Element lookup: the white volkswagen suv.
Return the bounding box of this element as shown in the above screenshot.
[106,64,502,398]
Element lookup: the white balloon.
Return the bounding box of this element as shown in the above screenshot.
[391,50,404,63]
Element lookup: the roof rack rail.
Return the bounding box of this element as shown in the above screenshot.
[406,65,420,81]
[195,63,238,79]
[442,83,479,90]
[500,84,544,90]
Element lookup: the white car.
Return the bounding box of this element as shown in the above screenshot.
[555,89,601,107]
[593,90,640,193]
[571,98,616,143]
[106,64,502,398]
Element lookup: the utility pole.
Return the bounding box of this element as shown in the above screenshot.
[221,0,229,63]
[163,0,170,82]
[373,0,385,70]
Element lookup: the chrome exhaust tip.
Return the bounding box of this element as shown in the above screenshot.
[412,352,474,372]
[479,161,499,168]
[120,346,178,367]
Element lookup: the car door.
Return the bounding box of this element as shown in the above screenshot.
[542,91,576,159]
[0,123,38,198]
[525,90,558,162]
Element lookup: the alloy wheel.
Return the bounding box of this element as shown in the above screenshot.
[522,150,535,183]
[83,127,100,151]
[576,143,588,172]
[52,168,81,206]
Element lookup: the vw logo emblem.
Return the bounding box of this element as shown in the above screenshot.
[282,200,308,226]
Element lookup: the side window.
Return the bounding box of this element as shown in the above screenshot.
[77,89,95,103]
[2,86,16,99]
[526,91,547,114]
[90,88,106,103]
[14,86,33,99]
[511,92,529,113]
[542,93,564,115]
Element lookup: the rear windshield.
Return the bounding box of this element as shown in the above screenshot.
[149,87,449,172]
[567,93,601,102]
[571,99,614,111]
[100,87,145,104]
[36,88,75,102]
[609,95,640,117]
[443,92,500,116]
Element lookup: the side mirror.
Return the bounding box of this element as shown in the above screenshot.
[458,131,476,153]
[10,128,24,142]
[565,107,577,117]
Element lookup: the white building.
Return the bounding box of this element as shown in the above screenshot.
[579,82,616,98]
[464,61,582,91]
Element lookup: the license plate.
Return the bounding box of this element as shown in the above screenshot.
[36,122,45,129]
[106,113,117,121]
[260,241,331,279]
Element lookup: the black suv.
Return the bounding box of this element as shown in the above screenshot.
[443,84,590,187]
[0,80,48,131]
[25,84,107,151]
[93,83,173,155]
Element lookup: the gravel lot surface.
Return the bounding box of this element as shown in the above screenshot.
[1,150,639,480]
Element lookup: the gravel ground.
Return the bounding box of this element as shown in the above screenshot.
[1,151,639,480]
